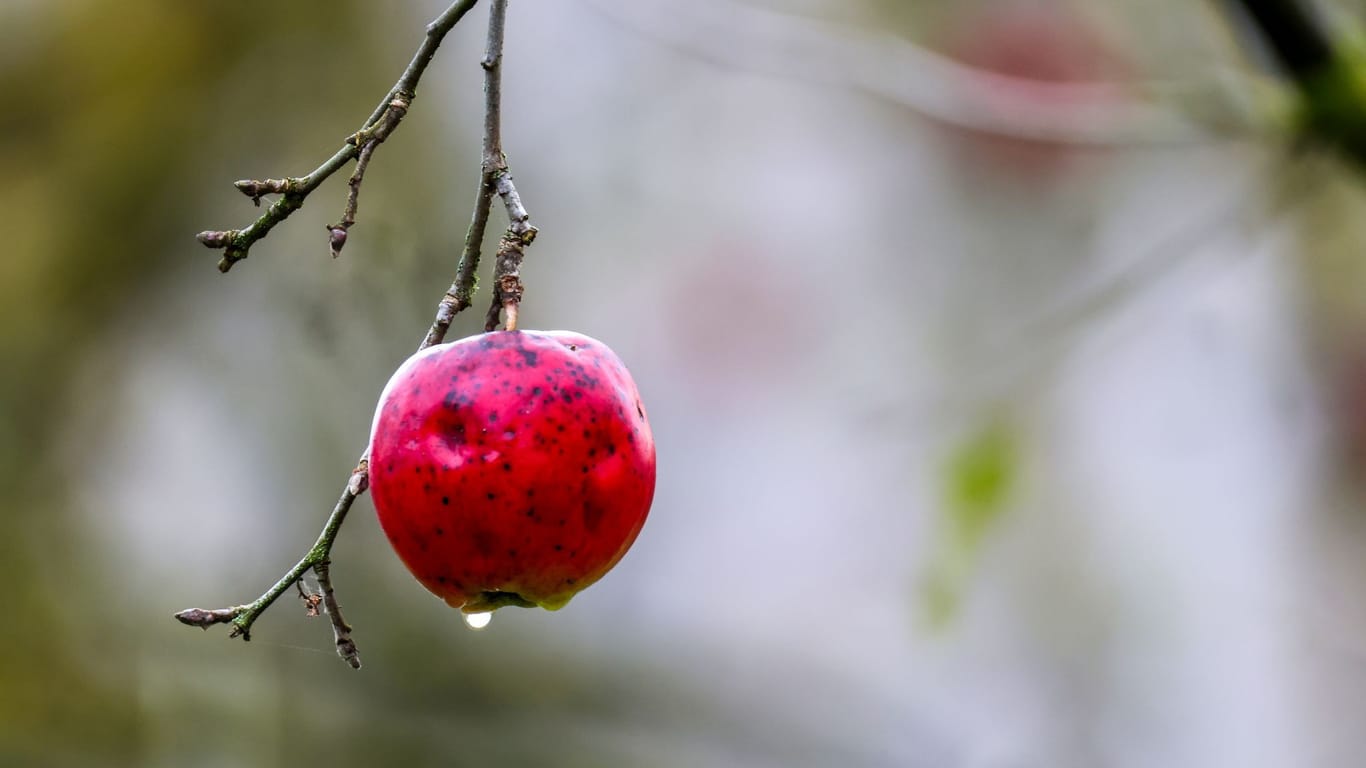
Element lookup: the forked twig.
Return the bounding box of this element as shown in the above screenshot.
[195,0,480,272]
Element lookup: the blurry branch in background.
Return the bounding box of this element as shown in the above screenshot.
[581,0,1256,147]
[194,0,479,272]
[580,0,1366,162]
[860,156,1317,437]
[176,0,537,669]
[1224,0,1366,170]
[976,161,1288,369]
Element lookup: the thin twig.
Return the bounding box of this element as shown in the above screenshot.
[312,558,360,669]
[484,218,536,332]
[423,45,509,350]
[175,460,369,645]
[424,172,495,347]
[480,0,537,332]
[197,0,480,272]
[484,171,538,331]
[328,96,410,257]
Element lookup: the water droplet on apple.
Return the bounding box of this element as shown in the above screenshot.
[463,612,493,630]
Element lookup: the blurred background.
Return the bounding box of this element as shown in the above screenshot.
[5,0,1366,765]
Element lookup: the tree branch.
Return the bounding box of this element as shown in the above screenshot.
[421,0,537,346]
[196,0,480,272]
[175,460,369,663]
[479,0,537,332]
[176,0,542,668]
[581,0,1226,147]
[312,558,359,668]
[484,186,537,332]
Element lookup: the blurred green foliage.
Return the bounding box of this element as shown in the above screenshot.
[943,418,1018,548]
[920,417,1019,628]
[1292,46,1366,172]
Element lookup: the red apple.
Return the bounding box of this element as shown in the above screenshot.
[368,330,655,613]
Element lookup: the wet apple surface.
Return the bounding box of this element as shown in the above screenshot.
[368,330,655,614]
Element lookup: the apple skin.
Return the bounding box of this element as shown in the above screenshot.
[368,330,655,614]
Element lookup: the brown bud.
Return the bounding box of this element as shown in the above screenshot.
[327,225,348,258]
[234,178,290,205]
[196,230,232,249]
[236,181,265,206]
